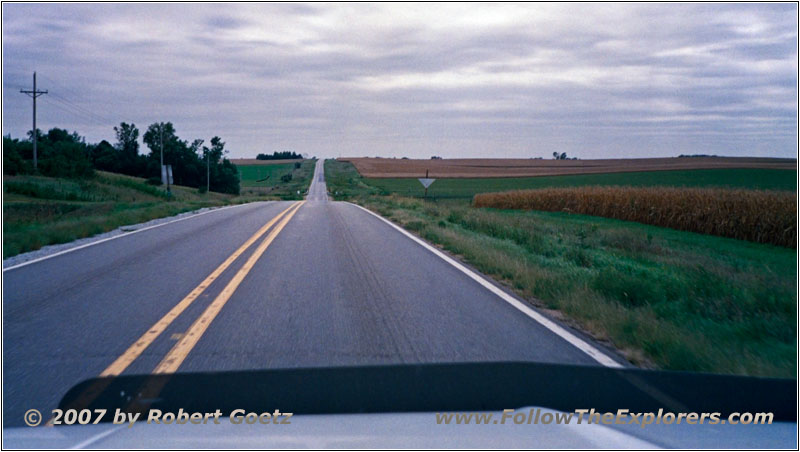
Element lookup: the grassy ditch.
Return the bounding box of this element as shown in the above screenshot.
[325,159,797,377]
[3,171,237,258]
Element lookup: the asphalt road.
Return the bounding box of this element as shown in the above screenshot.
[306,158,329,201]
[3,161,623,427]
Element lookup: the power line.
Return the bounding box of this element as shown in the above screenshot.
[38,74,112,120]
[37,73,118,126]
[46,93,112,125]
[42,96,109,128]
[37,74,84,100]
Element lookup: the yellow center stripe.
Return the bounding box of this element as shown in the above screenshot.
[99,201,300,377]
[153,201,305,374]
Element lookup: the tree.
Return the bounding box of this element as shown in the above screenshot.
[143,122,202,186]
[39,138,93,178]
[190,138,204,156]
[30,128,94,178]
[202,136,239,195]
[112,122,146,175]
[114,122,139,156]
[91,140,119,172]
[203,136,226,164]
[3,137,32,175]
[143,122,175,165]
[26,128,45,145]
[5,129,91,176]
[216,160,240,195]
[46,128,84,145]
[4,121,242,189]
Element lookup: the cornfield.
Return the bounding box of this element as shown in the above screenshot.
[473,187,797,248]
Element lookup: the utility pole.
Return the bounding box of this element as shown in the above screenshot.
[206,149,210,193]
[20,72,48,170]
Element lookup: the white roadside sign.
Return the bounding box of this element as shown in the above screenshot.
[418,178,436,188]
[161,165,173,185]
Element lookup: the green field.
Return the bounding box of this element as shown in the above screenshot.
[238,163,295,187]
[324,159,797,377]
[363,168,797,199]
[237,160,315,199]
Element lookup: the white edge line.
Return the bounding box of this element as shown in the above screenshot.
[69,425,124,449]
[346,201,624,369]
[3,202,259,272]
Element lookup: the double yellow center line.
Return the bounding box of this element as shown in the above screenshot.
[102,201,304,377]
[48,201,303,423]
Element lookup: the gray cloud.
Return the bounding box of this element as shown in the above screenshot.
[2,3,796,158]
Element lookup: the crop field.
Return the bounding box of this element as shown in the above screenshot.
[343,156,796,178]
[473,187,796,248]
[362,168,797,199]
[329,159,796,199]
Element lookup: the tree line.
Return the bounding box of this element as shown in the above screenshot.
[552,152,578,160]
[3,122,240,194]
[256,151,303,160]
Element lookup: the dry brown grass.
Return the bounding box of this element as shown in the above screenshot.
[341,157,796,178]
[473,187,797,248]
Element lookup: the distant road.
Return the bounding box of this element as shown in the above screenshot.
[3,160,624,427]
[306,159,329,201]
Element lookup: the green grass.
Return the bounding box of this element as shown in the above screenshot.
[238,163,295,187]
[324,159,797,377]
[237,160,315,200]
[363,168,797,199]
[325,158,381,199]
[3,171,236,258]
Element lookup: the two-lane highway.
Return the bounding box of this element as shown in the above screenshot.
[3,160,623,427]
[306,158,329,201]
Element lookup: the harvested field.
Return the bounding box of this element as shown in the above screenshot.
[342,157,796,178]
[473,187,797,248]
[229,158,305,166]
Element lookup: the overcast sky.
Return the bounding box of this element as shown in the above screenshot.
[3,3,797,159]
